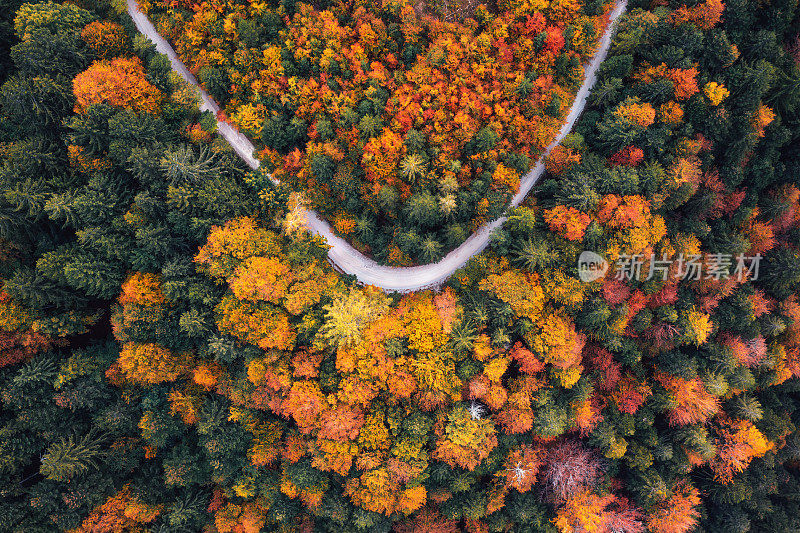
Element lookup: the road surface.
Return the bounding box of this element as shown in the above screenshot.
[126,0,628,292]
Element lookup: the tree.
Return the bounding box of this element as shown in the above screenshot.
[645,480,701,533]
[362,127,404,184]
[73,57,163,114]
[160,144,219,185]
[40,431,105,482]
[404,191,441,228]
[433,404,498,471]
[671,0,725,30]
[704,82,729,106]
[609,146,644,167]
[710,416,773,483]
[501,444,543,492]
[198,66,230,105]
[543,205,592,241]
[418,235,444,263]
[344,467,427,516]
[546,145,582,176]
[216,296,297,350]
[394,507,459,533]
[613,98,656,128]
[282,381,327,434]
[80,21,128,59]
[13,1,94,40]
[74,485,162,532]
[656,371,720,426]
[540,441,601,503]
[554,490,615,533]
[0,72,74,129]
[194,217,280,280]
[117,342,193,385]
[400,153,427,182]
[760,247,800,299]
[479,270,545,322]
[635,63,700,103]
[10,27,89,76]
[318,287,391,349]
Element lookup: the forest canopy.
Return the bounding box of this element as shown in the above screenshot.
[1,0,800,532]
[140,0,616,265]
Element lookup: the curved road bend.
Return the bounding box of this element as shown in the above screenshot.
[126,0,628,292]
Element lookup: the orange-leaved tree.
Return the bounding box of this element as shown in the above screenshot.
[117,342,194,385]
[73,57,163,114]
[80,21,129,59]
[645,479,701,533]
[710,415,773,483]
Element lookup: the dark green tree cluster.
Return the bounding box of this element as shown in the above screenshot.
[0,0,259,340]
[0,343,150,531]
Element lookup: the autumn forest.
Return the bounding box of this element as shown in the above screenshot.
[1,0,800,531]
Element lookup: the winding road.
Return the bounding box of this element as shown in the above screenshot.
[126,0,628,292]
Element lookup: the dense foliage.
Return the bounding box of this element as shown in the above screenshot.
[140,0,617,265]
[1,0,800,532]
